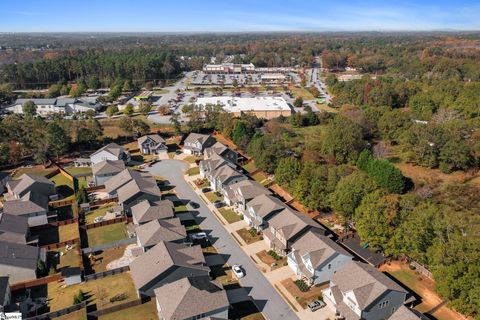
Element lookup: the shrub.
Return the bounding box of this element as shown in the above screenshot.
[249,228,257,237]
[267,250,281,260]
[294,279,309,292]
[109,292,128,303]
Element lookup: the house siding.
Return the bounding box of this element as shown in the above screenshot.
[362,290,407,320]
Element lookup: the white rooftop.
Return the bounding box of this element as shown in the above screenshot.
[196,96,291,112]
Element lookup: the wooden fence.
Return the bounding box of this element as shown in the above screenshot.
[30,218,78,231]
[49,198,76,208]
[89,298,143,317]
[88,197,118,207]
[86,185,105,192]
[25,301,86,320]
[10,274,63,291]
[411,261,433,279]
[82,237,137,254]
[84,266,130,282]
[83,216,127,230]
[40,238,80,250]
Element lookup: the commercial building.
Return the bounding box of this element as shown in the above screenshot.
[203,63,255,74]
[8,98,101,116]
[196,96,292,119]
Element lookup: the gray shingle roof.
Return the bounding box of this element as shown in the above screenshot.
[116,175,161,204]
[136,218,186,247]
[212,165,245,185]
[247,194,286,219]
[131,199,174,224]
[129,241,208,291]
[0,213,29,244]
[0,241,39,270]
[138,134,165,145]
[268,207,324,240]
[227,179,271,202]
[104,169,147,194]
[331,261,407,310]
[0,171,10,181]
[184,133,211,145]
[389,305,426,320]
[15,98,57,105]
[91,160,126,176]
[91,142,127,158]
[0,276,9,304]
[154,276,228,320]
[8,174,54,196]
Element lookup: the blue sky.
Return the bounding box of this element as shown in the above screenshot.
[1,0,479,32]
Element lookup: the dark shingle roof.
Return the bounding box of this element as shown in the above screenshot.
[0,241,39,270]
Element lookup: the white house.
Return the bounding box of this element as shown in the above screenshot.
[137,134,167,157]
[183,133,215,155]
[89,143,130,166]
[288,231,352,285]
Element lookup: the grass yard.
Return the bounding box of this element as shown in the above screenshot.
[47,272,137,312]
[85,203,117,225]
[58,223,80,243]
[280,278,327,309]
[63,166,92,176]
[183,155,201,164]
[242,161,257,173]
[174,201,188,213]
[237,228,263,245]
[251,171,268,183]
[50,173,75,200]
[99,300,158,320]
[48,246,81,272]
[86,223,128,247]
[204,191,223,203]
[88,245,128,274]
[218,208,242,224]
[12,165,57,178]
[290,86,315,100]
[185,167,200,176]
[256,250,287,270]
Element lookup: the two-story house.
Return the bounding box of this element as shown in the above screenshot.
[135,218,187,251]
[322,260,408,320]
[131,199,174,225]
[224,179,271,211]
[199,153,234,180]
[288,230,352,285]
[89,143,130,166]
[154,276,229,320]
[244,194,287,231]
[204,141,238,164]
[116,174,162,214]
[262,207,326,256]
[0,241,45,284]
[91,159,125,186]
[129,241,210,297]
[183,133,215,155]
[137,134,167,157]
[210,164,247,193]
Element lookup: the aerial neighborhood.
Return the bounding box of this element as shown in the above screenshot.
[0,20,477,320]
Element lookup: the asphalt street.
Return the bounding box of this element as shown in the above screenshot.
[147,159,299,320]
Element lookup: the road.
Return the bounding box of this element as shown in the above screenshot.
[147,160,299,320]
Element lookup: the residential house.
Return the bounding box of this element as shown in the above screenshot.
[137,134,167,156]
[154,276,229,320]
[135,218,187,251]
[204,141,238,164]
[183,133,215,155]
[116,174,162,214]
[288,231,352,285]
[199,153,235,179]
[131,199,175,225]
[244,194,287,231]
[0,276,11,307]
[91,160,125,186]
[104,169,151,196]
[389,305,428,320]
[0,171,11,193]
[3,174,56,227]
[0,213,29,245]
[262,207,326,256]
[322,260,408,320]
[224,179,271,211]
[0,241,44,284]
[89,143,130,166]
[210,164,247,193]
[130,241,210,297]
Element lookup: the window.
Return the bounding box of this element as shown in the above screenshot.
[328,264,331,269]
[378,300,389,309]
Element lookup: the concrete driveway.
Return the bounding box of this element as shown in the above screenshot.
[146,159,299,320]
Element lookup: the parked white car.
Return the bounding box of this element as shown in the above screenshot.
[190,232,208,241]
[232,265,245,278]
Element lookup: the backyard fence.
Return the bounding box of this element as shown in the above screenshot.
[88,197,118,207]
[40,238,80,250]
[81,237,137,254]
[87,298,143,317]
[10,274,63,292]
[30,218,78,231]
[85,185,105,192]
[25,301,86,320]
[410,261,433,279]
[84,266,130,282]
[49,198,76,208]
[83,216,128,230]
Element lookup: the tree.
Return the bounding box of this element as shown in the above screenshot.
[158,104,171,115]
[170,112,182,134]
[139,101,152,115]
[328,171,376,221]
[123,80,133,92]
[123,103,134,116]
[105,105,118,117]
[439,138,471,173]
[46,84,61,98]
[88,76,101,90]
[319,115,366,164]
[232,121,249,149]
[22,101,37,117]
[76,186,88,204]
[119,117,149,136]
[293,96,303,108]
[46,122,70,159]
[275,157,302,188]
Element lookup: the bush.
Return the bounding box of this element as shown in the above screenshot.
[109,292,128,303]
[249,228,257,237]
[267,250,281,261]
[294,279,309,292]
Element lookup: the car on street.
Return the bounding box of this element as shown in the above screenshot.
[187,201,200,209]
[232,265,245,278]
[307,300,326,312]
[213,201,224,208]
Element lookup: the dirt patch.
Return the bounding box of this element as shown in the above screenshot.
[256,250,287,270]
[280,278,327,309]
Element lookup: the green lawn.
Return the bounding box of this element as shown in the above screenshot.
[183,156,201,164]
[99,300,158,320]
[50,173,75,200]
[85,203,118,225]
[186,167,200,176]
[49,246,81,272]
[218,208,242,224]
[242,162,257,173]
[251,171,268,183]
[86,223,128,247]
[205,191,223,203]
[12,165,57,178]
[63,166,92,176]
